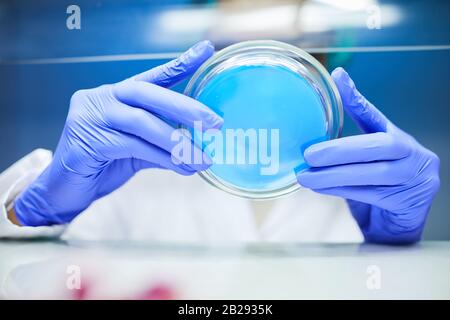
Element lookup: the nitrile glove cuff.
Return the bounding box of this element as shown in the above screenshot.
[15,182,57,226]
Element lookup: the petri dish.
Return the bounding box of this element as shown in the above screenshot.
[183,40,343,200]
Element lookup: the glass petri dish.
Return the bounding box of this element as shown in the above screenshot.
[183,40,343,200]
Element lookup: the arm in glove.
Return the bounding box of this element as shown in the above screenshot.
[297,67,440,244]
[14,41,222,227]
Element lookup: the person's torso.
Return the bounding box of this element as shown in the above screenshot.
[63,169,363,244]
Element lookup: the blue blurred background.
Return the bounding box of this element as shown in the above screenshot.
[0,0,449,239]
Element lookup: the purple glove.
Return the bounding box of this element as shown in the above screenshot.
[14,41,222,226]
[297,67,440,244]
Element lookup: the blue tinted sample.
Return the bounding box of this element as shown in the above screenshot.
[194,64,328,192]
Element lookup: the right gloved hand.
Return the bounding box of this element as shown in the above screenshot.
[297,68,440,244]
[14,40,222,227]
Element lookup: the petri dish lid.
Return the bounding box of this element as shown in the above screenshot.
[183,40,343,200]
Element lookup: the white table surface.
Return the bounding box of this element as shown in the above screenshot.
[0,240,449,299]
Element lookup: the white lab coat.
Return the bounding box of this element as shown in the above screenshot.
[0,149,363,243]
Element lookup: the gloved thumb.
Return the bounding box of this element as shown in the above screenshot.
[132,40,215,87]
[331,67,389,133]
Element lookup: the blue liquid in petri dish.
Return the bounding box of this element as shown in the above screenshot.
[194,64,328,192]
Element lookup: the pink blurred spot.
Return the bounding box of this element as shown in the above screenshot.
[71,280,91,300]
[70,279,176,300]
[134,283,177,300]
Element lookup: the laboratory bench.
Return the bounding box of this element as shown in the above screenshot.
[0,240,449,299]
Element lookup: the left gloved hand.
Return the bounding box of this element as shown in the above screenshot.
[297,67,440,244]
[13,41,220,227]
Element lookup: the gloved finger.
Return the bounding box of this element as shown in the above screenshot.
[132,40,214,87]
[130,158,195,176]
[107,102,212,171]
[113,80,223,130]
[95,158,194,199]
[307,185,386,208]
[312,186,425,231]
[331,67,390,134]
[100,131,199,176]
[297,159,412,189]
[304,132,411,167]
[130,158,159,172]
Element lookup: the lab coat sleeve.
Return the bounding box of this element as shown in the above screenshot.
[0,149,65,238]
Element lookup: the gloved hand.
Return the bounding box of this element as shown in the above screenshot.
[297,67,440,244]
[14,40,222,227]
